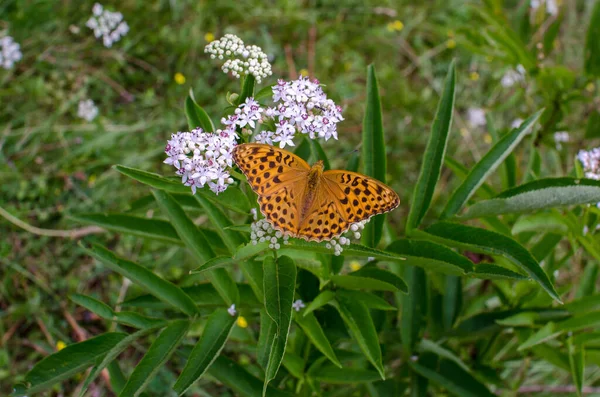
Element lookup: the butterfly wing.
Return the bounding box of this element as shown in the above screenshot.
[296,185,351,241]
[321,170,400,224]
[233,143,310,235]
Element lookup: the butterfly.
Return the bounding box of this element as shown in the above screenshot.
[232,143,400,242]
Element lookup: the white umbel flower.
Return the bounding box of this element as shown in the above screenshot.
[77,99,99,122]
[578,148,600,180]
[164,127,237,195]
[0,36,22,70]
[205,34,272,83]
[86,3,129,48]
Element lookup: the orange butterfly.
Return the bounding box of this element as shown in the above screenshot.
[232,143,399,242]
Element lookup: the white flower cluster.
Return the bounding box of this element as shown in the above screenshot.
[77,99,99,122]
[467,107,486,128]
[578,148,600,180]
[250,217,368,256]
[553,131,569,150]
[164,127,237,195]
[254,77,344,148]
[250,219,290,250]
[205,34,272,84]
[501,65,526,88]
[531,0,558,16]
[222,97,263,132]
[0,36,22,70]
[86,3,129,48]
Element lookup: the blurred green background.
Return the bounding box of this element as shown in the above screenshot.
[1,0,598,395]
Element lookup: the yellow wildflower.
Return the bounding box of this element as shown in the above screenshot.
[56,340,67,351]
[174,72,186,85]
[204,32,215,42]
[299,69,309,77]
[484,133,492,144]
[387,20,404,32]
[470,72,480,81]
[446,39,456,49]
[349,261,361,271]
[88,174,96,187]
[237,316,248,328]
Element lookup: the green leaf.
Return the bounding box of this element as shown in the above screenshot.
[22,333,127,395]
[441,110,543,219]
[238,74,256,105]
[303,290,336,316]
[387,239,473,275]
[444,156,496,199]
[471,263,527,280]
[335,290,385,379]
[331,267,407,293]
[406,60,456,234]
[69,213,183,245]
[418,340,470,373]
[257,309,277,369]
[400,266,427,354]
[120,320,190,397]
[336,290,397,311]
[115,165,250,214]
[584,0,600,76]
[254,84,275,101]
[361,64,387,247]
[277,240,407,263]
[192,242,269,273]
[195,195,246,253]
[460,178,600,219]
[80,243,199,316]
[518,322,561,351]
[308,138,331,171]
[153,189,239,305]
[263,255,297,395]
[185,92,215,132]
[585,110,600,139]
[173,309,236,395]
[207,356,293,397]
[79,327,159,397]
[70,293,166,329]
[294,311,342,368]
[410,352,495,397]
[511,212,572,235]
[568,336,585,397]
[421,222,561,303]
[309,366,381,384]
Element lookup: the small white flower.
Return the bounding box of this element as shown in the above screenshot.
[77,99,99,122]
[467,108,486,128]
[227,304,237,316]
[0,36,23,70]
[86,3,129,48]
[531,0,559,16]
[578,147,600,180]
[501,65,526,88]
[553,131,569,150]
[511,118,524,129]
[205,34,272,83]
[292,299,305,312]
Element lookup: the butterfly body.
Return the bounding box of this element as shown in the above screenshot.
[233,143,399,242]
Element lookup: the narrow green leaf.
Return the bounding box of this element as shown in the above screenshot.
[421,222,561,303]
[308,138,331,171]
[518,322,560,351]
[472,263,528,280]
[444,156,496,199]
[410,353,495,397]
[153,189,239,305]
[568,336,585,397]
[511,212,572,235]
[335,290,397,311]
[418,340,471,373]
[238,74,256,105]
[69,213,183,245]
[294,310,342,368]
[79,327,159,397]
[81,243,198,316]
[309,366,381,384]
[576,263,599,298]
[23,333,127,395]
[257,309,277,369]
[361,64,386,247]
[120,321,189,397]
[195,195,246,253]
[406,61,456,234]
[387,239,473,275]
[254,84,275,101]
[584,0,600,76]
[331,267,407,293]
[207,356,293,397]
[70,294,166,329]
[192,242,269,273]
[335,290,385,379]
[115,165,250,214]
[263,255,297,395]
[173,309,236,395]
[185,93,215,132]
[400,266,427,354]
[441,110,543,218]
[303,290,336,316]
[461,178,600,219]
